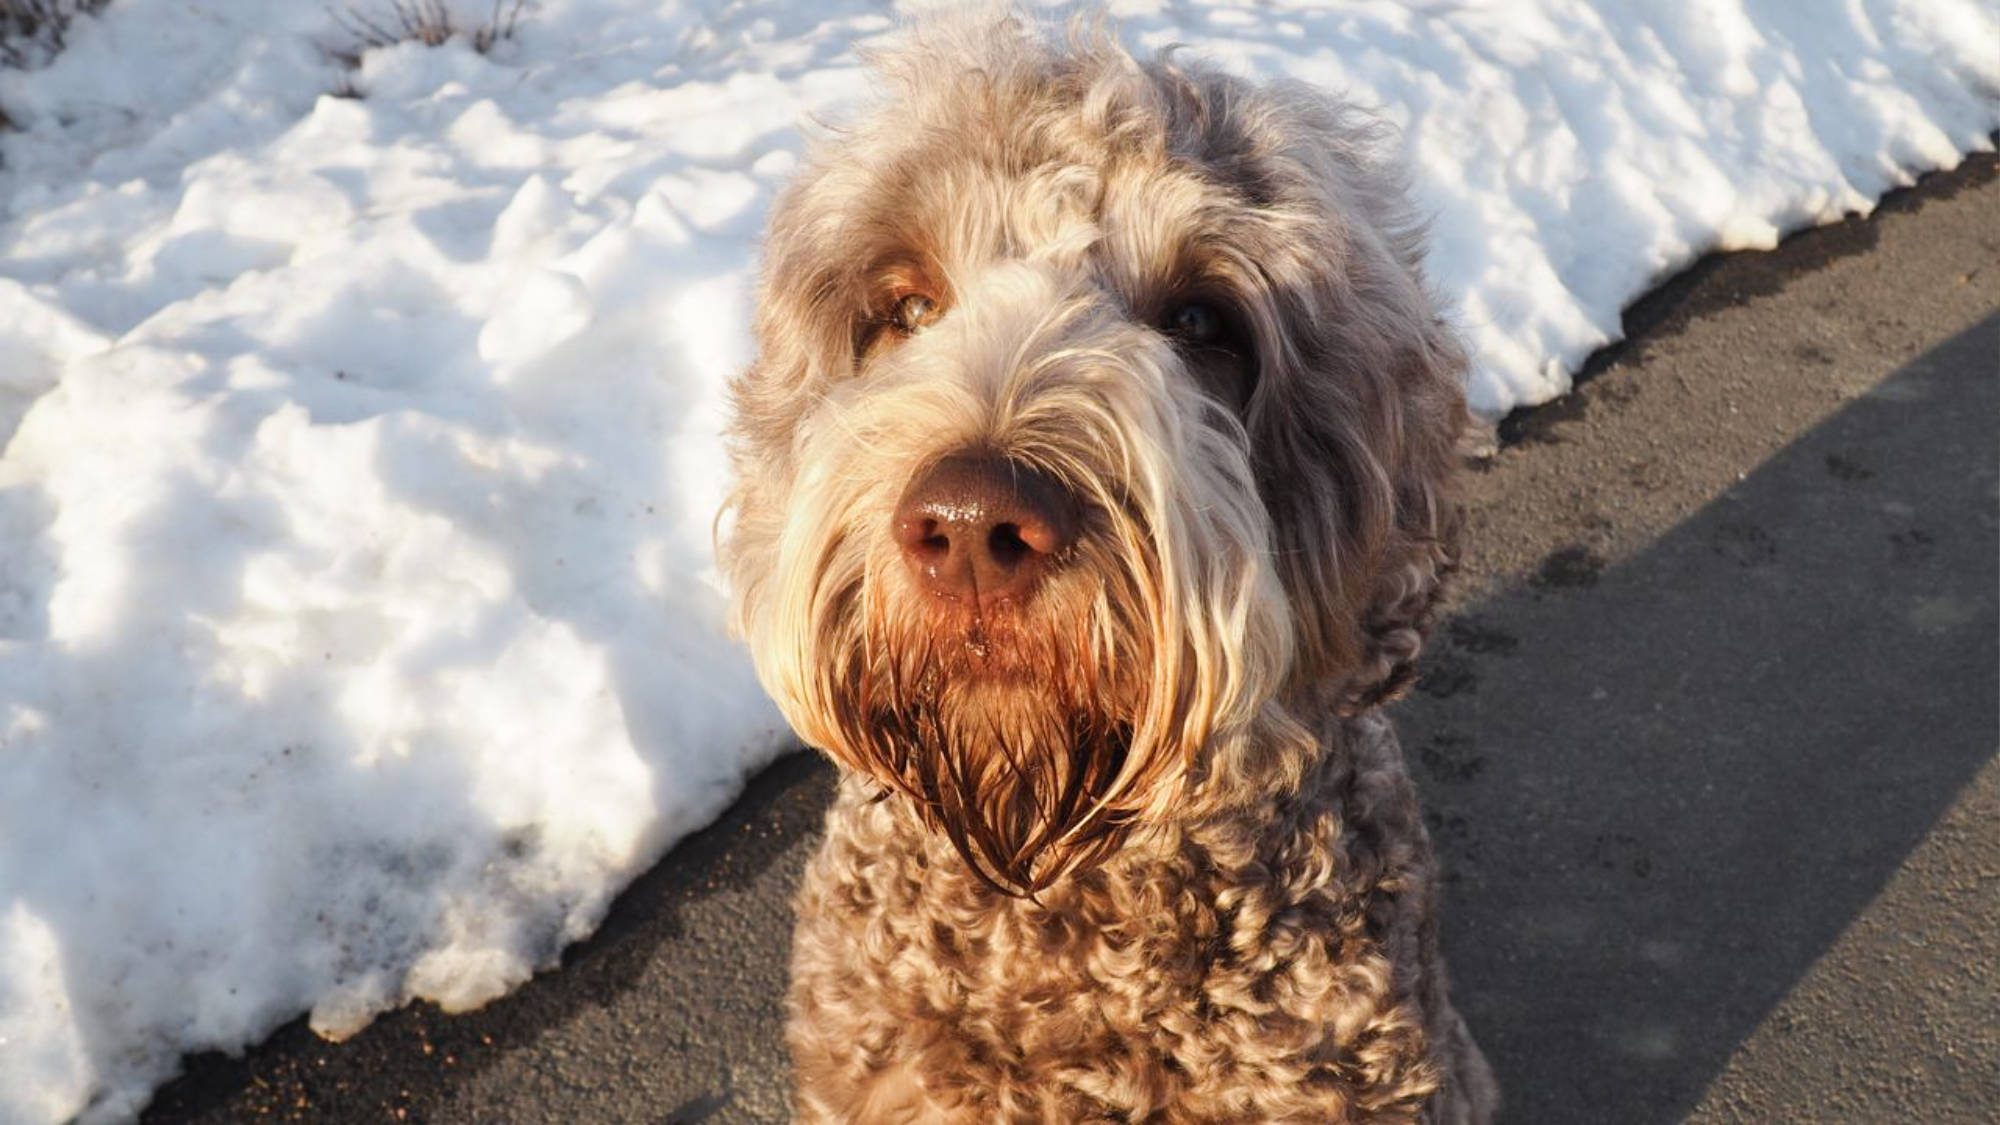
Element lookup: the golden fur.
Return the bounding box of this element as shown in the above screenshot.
[721,11,1494,1121]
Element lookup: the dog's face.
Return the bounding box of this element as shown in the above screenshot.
[724,22,1464,893]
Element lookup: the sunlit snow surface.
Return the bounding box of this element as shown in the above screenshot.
[0,0,1994,1119]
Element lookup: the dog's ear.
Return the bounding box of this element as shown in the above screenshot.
[1239,193,1467,714]
[1334,326,1466,715]
[719,182,863,637]
[1257,306,1465,715]
[719,174,873,597]
[1207,82,1468,714]
[731,252,842,466]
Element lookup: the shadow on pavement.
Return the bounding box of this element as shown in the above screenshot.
[1410,315,1999,1122]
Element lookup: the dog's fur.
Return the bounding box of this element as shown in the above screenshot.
[721,13,1495,1122]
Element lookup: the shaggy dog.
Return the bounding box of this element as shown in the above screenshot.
[721,13,1495,1122]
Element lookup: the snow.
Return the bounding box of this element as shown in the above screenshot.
[0,0,1992,1120]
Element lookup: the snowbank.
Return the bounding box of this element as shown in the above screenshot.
[0,0,1993,1120]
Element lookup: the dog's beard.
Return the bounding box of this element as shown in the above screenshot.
[823,541,1169,896]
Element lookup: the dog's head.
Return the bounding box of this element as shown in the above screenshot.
[722,16,1465,893]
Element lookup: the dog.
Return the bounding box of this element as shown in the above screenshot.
[720,12,1495,1122]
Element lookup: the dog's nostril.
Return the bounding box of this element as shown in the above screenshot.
[896,517,951,562]
[987,523,1029,567]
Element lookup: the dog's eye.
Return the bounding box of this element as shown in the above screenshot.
[1163,299,1257,408]
[893,293,940,335]
[1170,302,1224,344]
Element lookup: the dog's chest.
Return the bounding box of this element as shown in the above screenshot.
[790,763,1440,1121]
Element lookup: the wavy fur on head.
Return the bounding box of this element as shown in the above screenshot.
[721,9,1492,1121]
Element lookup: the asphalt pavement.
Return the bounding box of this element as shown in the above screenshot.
[142,152,1999,1125]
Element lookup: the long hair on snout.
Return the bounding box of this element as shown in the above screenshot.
[834,507,1161,895]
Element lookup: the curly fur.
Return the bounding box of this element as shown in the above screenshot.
[721,10,1493,1121]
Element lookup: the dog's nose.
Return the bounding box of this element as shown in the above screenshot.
[892,453,1080,604]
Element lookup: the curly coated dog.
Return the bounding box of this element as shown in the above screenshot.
[721,11,1495,1122]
